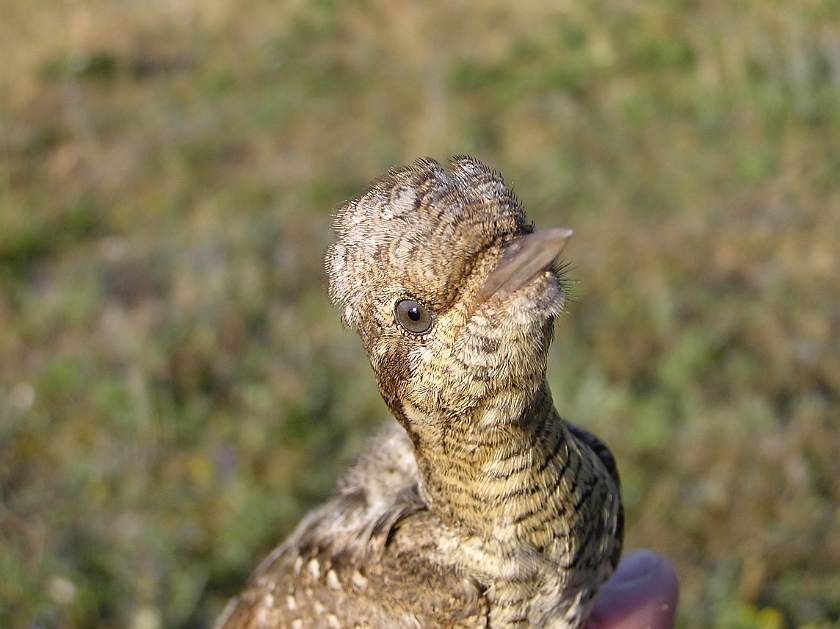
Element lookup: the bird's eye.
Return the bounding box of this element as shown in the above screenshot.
[394,299,433,334]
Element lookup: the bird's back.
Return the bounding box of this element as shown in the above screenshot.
[214,424,490,629]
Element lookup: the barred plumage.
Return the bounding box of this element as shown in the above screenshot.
[216,156,623,629]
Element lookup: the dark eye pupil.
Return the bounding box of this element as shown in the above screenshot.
[395,299,432,334]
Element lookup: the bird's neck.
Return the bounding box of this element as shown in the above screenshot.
[402,381,580,541]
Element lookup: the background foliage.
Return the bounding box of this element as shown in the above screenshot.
[1,0,839,627]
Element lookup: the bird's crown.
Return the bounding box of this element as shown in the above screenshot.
[326,156,532,329]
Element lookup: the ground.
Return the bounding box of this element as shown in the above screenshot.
[0,1,839,627]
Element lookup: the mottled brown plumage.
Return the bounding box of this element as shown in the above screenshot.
[215,157,623,629]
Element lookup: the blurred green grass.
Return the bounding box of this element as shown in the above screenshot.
[1,0,839,627]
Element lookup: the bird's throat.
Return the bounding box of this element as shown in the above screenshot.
[401,383,580,541]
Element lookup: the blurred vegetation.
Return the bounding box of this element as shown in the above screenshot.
[1,0,839,627]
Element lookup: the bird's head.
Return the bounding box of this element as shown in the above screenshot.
[326,157,570,440]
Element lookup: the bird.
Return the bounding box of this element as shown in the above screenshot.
[214,156,623,629]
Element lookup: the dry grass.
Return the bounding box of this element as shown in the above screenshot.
[1,0,839,627]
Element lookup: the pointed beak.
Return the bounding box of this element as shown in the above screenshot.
[478,227,572,301]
